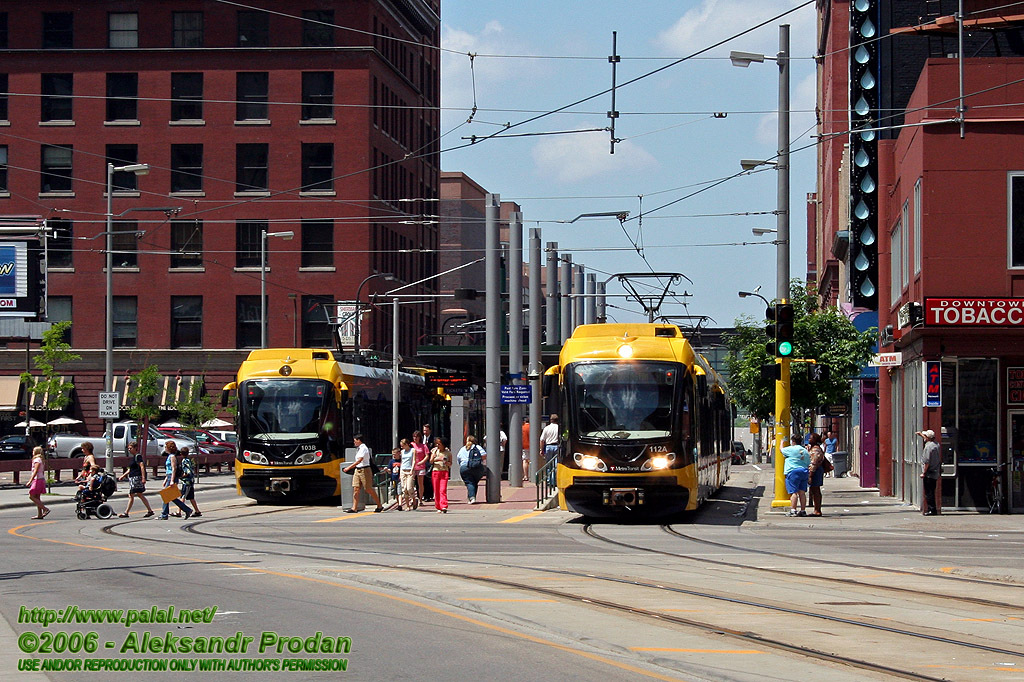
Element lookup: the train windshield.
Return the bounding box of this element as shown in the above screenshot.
[567,361,677,440]
[240,379,332,442]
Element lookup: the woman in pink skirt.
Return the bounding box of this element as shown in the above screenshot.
[27,446,50,519]
[429,437,452,513]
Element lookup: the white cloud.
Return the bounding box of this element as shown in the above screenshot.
[531,129,657,184]
[754,72,817,146]
[654,0,816,59]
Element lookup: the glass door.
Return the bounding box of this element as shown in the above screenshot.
[1008,411,1024,512]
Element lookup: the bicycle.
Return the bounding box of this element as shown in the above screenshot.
[987,462,1008,514]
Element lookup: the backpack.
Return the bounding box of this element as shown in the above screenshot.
[96,472,117,497]
[467,445,483,469]
[180,456,196,483]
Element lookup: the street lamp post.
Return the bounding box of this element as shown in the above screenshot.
[354,272,396,353]
[260,229,294,348]
[104,162,149,471]
[732,24,791,507]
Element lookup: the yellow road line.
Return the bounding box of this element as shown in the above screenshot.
[956,617,1021,622]
[631,648,765,655]
[462,598,556,603]
[315,511,376,522]
[8,524,690,682]
[501,510,545,523]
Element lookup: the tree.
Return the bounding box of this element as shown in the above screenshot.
[725,281,875,422]
[174,377,217,429]
[21,321,81,414]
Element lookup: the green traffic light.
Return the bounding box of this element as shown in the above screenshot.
[777,341,793,357]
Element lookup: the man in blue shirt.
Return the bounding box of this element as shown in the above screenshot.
[782,434,810,517]
[824,430,839,476]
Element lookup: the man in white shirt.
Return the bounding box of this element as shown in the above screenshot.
[539,415,560,485]
[343,434,382,513]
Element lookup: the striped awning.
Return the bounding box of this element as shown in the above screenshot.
[27,376,74,410]
[113,374,204,409]
[0,376,22,410]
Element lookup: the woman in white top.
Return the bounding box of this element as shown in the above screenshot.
[27,446,50,519]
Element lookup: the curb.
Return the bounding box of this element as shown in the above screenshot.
[0,481,239,511]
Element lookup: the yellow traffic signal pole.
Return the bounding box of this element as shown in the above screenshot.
[772,356,792,507]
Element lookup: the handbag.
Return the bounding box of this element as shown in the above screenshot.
[822,457,835,473]
[158,483,181,503]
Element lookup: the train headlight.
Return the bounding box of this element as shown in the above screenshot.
[574,453,607,472]
[616,344,634,359]
[242,450,269,465]
[641,452,675,471]
[295,451,324,465]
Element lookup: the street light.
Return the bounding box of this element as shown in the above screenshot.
[354,272,396,353]
[261,229,294,348]
[738,289,771,308]
[752,227,778,236]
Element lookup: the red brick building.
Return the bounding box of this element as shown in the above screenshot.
[0,1,439,432]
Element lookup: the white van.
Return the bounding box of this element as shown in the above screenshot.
[205,429,237,445]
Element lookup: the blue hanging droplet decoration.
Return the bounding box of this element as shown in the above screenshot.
[854,0,870,12]
[860,225,876,246]
[861,17,876,38]
[860,277,876,297]
[855,45,870,64]
[860,69,876,90]
[854,251,871,271]
[854,200,870,220]
[860,172,876,193]
[860,129,876,142]
[855,148,870,168]
[855,95,871,116]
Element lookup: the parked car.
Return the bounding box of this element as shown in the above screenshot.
[47,422,195,458]
[157,427,235,457]
[205,429,236,445]
[0,434,38,459]
[731,441,749,465]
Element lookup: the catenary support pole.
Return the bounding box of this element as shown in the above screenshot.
[596,281,607,323]
[529,228,543,481]
[573,265,585,330]
[545,242,559,344]
[560,254,573,344]
[484,193,502,503]
[585,273,597,324]
[508,211,523,487]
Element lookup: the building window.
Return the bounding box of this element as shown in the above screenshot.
[171,296,202,348]
[0,73,8,120]
[0,13,7,49]
[236,72,268,120]
[0,145,6,192]
[1011,174,1024,268]
[900,199,909,291]
[113,296,137,348]
[42,12,73,49]
[41,74,73,122]
[170,220,203,268]
[171,144,203,192]
[48,219,73,269]
[112,221,138,268]
[302,10,334,47]
[301,220,333,267]
[301,143,333,192]
[302,295,334,348]
[238,11,269,47]
[106,73,138,121]
[108,12,138,48]
[48,296,72,344]
[40,144,73,193]
[236,295,262,348]
[236,144,268,192]
[236,221,265,268]
[941,358,998,465]
[173,12,203,48]
[171,73,203,121]
[890,220,901,306]
[914,178,922,275]
[106,144,139,191]
[301,72,333,120]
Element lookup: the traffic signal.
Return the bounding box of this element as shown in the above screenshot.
[761,362,781,382]
[775,303,794,357]
[765,305,778,356]
[809,364,829,382]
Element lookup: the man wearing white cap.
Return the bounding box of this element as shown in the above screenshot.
[917,429,941,515]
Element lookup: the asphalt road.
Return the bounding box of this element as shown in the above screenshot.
[2,469,1023,681]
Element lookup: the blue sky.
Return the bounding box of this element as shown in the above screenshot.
[439,0,819,327]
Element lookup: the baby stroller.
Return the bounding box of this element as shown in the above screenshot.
[75,470,117,520]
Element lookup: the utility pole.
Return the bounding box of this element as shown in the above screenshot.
[484,193,502,503]
[508,211,523,487]
[545,243,559,345]
[529,228,543,481]
[560,255,572,343]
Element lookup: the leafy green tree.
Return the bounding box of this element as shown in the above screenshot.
[21,321,81,414]
[725,282,876,422]
[174,377,217,429]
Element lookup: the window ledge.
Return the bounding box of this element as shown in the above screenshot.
[104,120,141,126]
[112,267,140,273]
[38,191,75,198]
[234,119,271,126]
[169,120,206,126]
[299,190,336,197]
[0,191,9,198]
[104,191,141,198]
[170,190,206,197]
[234,266,262,272]
[299,266,336,272]
[169,267,206,273]
[0,120,9,127]
[47,267,75,273]
[39,120,75,126]
[234,191,271,197]
[300,119,337,125]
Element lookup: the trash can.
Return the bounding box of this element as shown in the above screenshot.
[831,451,849,478]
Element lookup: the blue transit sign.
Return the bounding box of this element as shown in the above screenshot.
[500,385,532,404]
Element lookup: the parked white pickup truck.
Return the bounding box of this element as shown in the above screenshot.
[47,421,198,459]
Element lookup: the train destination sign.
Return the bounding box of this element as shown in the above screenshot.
[924,297,1024,326]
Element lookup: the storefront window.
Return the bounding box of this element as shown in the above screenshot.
[952,359,998,463]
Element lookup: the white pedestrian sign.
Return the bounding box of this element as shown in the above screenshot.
[98,392,120,419]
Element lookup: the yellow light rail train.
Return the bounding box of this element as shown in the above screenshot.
[545,323,733,518]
